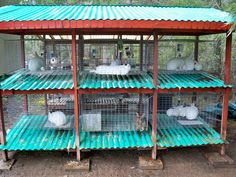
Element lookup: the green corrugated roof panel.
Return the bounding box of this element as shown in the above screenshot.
[156,114,224,148]
[158,71,232,89]
[0,69,74,90]
[0,115,76,151]
[78,72,154,89]
[0,5,233,23]
[80,129,153,150]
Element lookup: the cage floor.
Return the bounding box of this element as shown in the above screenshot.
[0,115,224,151]
[156,114,224,148]
[80,130,153,150]
[0,115,76,151]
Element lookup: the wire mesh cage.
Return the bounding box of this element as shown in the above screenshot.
[157,92,222,131]
[2,94,75,150]
[79,93,152,132]
[3,94,75,133]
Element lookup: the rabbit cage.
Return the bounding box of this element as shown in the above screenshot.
[80,93,152,132]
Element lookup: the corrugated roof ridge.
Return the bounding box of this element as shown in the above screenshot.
[9,4,217,9]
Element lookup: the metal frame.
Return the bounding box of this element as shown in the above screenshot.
[0,15,233,161]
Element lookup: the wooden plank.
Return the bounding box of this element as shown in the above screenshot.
[64,159,90,171]
[139,156,163,170]
[0,94,8,161]
[72,30,81,161]
[220,33,232,155]
[152,33,158,160]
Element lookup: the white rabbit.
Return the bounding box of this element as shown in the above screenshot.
[166,105,184,117]
[91,64,131,75]
[185,104,198,120]
[194,61,202,71]
[166,58,185,71]
[48,111,67,127]
[183,59,195,71]
[166,104,198,120]
[28,52,44,72]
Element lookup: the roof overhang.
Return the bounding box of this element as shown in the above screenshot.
[0,20,232,35]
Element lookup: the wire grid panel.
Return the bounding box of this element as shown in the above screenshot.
[157,93,222,130]
[80,93,151,132]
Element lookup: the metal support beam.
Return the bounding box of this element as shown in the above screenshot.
[220,33,232,155]
[152,34,158,160]
[72,30,81,161]
[0,93,8,161]
[20,35,28,114]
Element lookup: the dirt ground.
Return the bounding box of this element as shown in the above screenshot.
[0,120,236,177]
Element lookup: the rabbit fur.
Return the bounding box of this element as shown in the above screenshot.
[166,103,198,120]
[28,52,44,72]
[48,111,67,127]
[136,113,146,131]
[166,55,202,71]
[90,64,131,75]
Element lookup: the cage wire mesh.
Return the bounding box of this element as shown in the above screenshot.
[157,92,222,131]
[79,93,152,132]
[3,94,75,136]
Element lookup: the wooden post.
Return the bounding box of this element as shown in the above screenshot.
[220,33,232,155]
[194,36,199,62]
[20,35,28,114]
[43,35,48,115]
[152,33,158,159]
[78,35,84,71]
[192,36,199,103]
[0,93,8,161]
[72,30,81,161]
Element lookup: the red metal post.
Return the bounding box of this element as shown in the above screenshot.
[152,33,158,159]
[220,33,232,155]
[72,30,81,161]
[20,35,28,114]
[0,93,8,161]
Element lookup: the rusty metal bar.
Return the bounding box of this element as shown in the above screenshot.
[152,33,158,160]
[72,30,81,161]
[0,93,8,161]
[21,35,28,114]
[220,33,232,155]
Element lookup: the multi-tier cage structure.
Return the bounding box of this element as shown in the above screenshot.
[0,5,234,163]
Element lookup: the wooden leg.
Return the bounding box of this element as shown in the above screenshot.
[152,92,158,160]
[220,90,230,155]
[0,94,8,161]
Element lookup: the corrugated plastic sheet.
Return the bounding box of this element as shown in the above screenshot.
[78,72,154,89]
[158,71,232,89]
[0,114,224,151]
[0,70,231,91]
[0,115,76,151]
[80,130,153,150]
[0,5,233,23]
[156,114,224,148]
[0,69,73,90]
